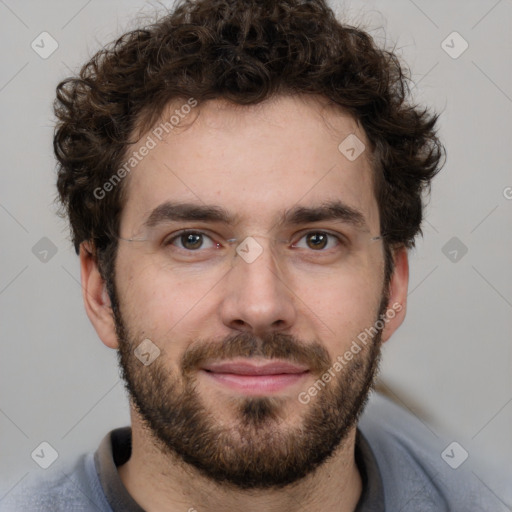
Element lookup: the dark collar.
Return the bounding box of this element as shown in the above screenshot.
[94,427,144,512]
[354,429,386,511]
[94,426,385,511]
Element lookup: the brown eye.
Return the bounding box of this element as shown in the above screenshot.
[293,231,341,251]
[181,232,203,250]
[165,231,217,251]
[305,232,329,250]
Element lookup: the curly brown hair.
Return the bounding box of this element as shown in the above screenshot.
[53,0,444,289]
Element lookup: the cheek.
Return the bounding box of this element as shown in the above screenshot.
[116,260,218,347]
[293,266,383,356]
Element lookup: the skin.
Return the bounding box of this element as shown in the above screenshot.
[80,94,409,512]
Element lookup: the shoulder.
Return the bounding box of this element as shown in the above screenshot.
[0,452,111,512]
[358,392,506,512]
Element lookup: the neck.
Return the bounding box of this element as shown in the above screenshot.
[118,410,363,512]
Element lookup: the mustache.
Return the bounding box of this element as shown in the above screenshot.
[180,331,332,376]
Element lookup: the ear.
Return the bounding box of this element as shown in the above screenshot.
[381,246,409,343]
[80,241,119,349]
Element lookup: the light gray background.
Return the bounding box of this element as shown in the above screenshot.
[1,0,511,506]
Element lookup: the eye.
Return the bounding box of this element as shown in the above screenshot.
[292,231,343,251]
[164,230,218,251]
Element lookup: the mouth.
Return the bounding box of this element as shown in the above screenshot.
[200,359,310,395]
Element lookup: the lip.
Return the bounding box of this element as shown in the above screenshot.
[202,360,309,375]
[200,359,310,395]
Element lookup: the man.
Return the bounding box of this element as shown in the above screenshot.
[0,0,500,510]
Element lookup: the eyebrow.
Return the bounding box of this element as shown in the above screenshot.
[142,200,369,232]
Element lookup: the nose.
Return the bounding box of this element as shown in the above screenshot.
[219,238,297,337]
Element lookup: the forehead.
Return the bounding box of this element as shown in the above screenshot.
[119,95,379,234]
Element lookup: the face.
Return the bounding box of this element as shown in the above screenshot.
[110,95,391,489]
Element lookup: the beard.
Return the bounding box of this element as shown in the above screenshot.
[111,286,387,490]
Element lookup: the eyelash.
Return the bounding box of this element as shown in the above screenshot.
[162,229,347,253]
